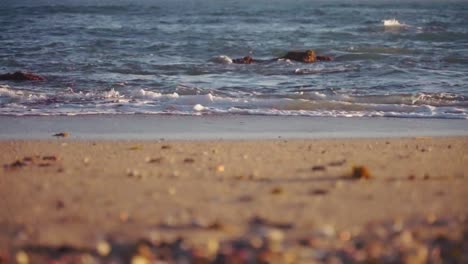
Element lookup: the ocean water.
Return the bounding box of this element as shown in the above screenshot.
[0,0,467,118]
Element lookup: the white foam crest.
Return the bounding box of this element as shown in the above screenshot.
[102,88,122,98]
[382,19,406,27]
[0,85,23,98]
[209,55,233,64]
[193,104,205,111]
[410,93,467,106]
[220,105,466,119]
[301,92,467,107]
[134,89,179,99]
[0,85,47,102]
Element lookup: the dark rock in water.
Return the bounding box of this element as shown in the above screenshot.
[232,56,254,64]
[0,71,45,81]
[316,55,332,61]
[231,50,332,64]
[282,50,317,63]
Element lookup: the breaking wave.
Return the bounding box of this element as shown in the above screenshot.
[1,85,466,119]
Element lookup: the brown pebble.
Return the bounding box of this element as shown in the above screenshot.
[147,157,163,163]
[5,160,27,169]
[339,231,352,241]
[310,189,329,195]
[312,165,326,171]
[38,163,51,167]
[56,200,65,210]
[184,158,195,163]
[235,175,245,180]
[161,145,171,149]
[207,221,224,230]
[23,157,34,162]
[129,146,142,150]
[351,166,372,179]
[271,187,283,195]
[53,132,69,138]
[42,155,57,161]
[119,211,129,222]
[408,175,416,181]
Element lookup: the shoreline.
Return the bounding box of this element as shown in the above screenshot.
[1,136,467,262]
[0,115,467,140]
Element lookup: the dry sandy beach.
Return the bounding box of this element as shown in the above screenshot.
[0,135,467,263]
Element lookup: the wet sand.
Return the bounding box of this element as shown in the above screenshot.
[1,115,468,140]
[0,137,467,262]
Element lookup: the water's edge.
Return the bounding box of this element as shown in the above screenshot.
[1,115,467,140]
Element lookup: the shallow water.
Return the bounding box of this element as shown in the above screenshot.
[0,0,467,118]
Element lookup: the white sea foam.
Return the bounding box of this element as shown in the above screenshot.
[102,88,122,98]
[0,85,23,98]
[135,89,179,99]
[209,55,233,64]
[383,19,405,27]
[193,104,205,111]
[0,85,466,119]
[0,85,46,101]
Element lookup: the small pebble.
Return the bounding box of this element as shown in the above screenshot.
[55,200,65,210]
[146,157,163,163]
[129,145,142,150]
[271,187,283,195]
[5,160,26,168]
[127,169,140,177]
[131,255,149,264]
[316,225,336,238]
[53,132,69,138]
[312,165,326,171]
[267,229,284,243]
[184,158,195,163]
[351,166,372,179]
[216,165,225,172]
[119,211,129,222]
[339,231,351,241]
[96,240,111,256]
[206,238,219,256]
[310,189,328,195]
[15,251,28,264]
[42,155,57,161]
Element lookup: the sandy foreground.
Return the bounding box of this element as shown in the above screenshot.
[0,137,467,263]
